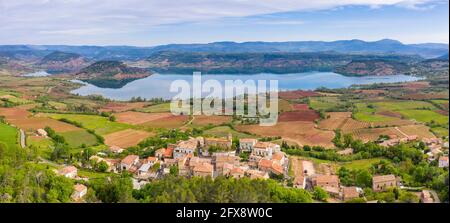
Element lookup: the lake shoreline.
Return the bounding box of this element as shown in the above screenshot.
[70,72,422,101]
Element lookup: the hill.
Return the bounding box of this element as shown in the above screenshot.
[38,51,89,73]
[334,59,411,76]
[145,51,420,74]
[149,39,448,59]
[1,39,448,60]
[75,61,152,81]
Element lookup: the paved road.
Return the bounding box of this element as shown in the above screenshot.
[19,129,26,148]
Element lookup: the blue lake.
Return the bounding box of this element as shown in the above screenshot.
[71,72,421,100]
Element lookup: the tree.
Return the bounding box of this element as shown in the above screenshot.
[398,191,419,203]
[98,161,109,172]
[313,186,329,202]
[355,170,372,188]
[169,166,179,176]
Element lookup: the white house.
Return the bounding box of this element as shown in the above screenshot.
[58,166,78,179]
[173,139,198,159]
[109,145,124,154]
[439,156,449,168]
[239,138,258,152]
[252,142,280,159]
[120,155,139,171]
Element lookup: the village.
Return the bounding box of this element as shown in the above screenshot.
[47,127,448,203]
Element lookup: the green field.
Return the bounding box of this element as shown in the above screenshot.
[27,136,54,159]
[48,101,68,110]
[136,103,171,113]
[0,123,19,152]
[353,100,447,124]
[353,103,396,122]
[309,97,341,111]
[341,158,385,170]
[60,130,98,148]
[431,126,449,138]
[0,95,32,105]
[308,96,351,112]
[371,101,436,111]
[398,110,448,125]
[41,113,132,135]
[204,126,253,138]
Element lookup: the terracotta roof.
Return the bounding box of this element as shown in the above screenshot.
[230,167,245,175]
[59,166,77,175]
[240,138,257,143]
[109,145,123,152]
[193,163,213,173]
[272,152,285,161]
[258,159,273,169]
[323,186,340,194]
[439,156,449,162]
[147,157,157,162]
[105,158,120,165]
[315,175,339,184]
[73,184,87,193]
[343,187,359,199]
[254,142,276,149]
[177,140,198,150]
[271,162,284,175]
[155,148,166,155]
[164,158,177,165]
[372,175,396,184]
[189,157,211,167]
[121,155,139,165]
[164,148,174,157]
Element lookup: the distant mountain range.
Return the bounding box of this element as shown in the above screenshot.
[1,39,448,60]
[145,51,423,75]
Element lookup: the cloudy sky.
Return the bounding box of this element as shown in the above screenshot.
[0,0,448,46]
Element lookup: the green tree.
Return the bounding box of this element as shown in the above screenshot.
[313,186,329,202]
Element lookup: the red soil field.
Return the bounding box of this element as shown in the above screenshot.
[0,108,79,132]
[115,111,173,125]
[278,110,320,122]
[140,115,189,129]
[236,121,335,148]
[104,129,152,148]
[292,103,309,111]
[190,115,232,127]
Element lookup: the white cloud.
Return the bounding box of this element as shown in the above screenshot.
[0,0,444,44]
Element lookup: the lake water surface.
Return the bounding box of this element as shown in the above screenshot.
[71,72,421,100]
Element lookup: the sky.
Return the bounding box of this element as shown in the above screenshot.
[0,0,448,46]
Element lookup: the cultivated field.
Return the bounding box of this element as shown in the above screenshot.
[99,102,150,113]
[0,108,79,132]
[204,125,253,138]
[104,129,152,148]
[292,103,309,111]
[318,112,352,130]
[189,115,232,128]
[115,111,174,125]
[140,115,189,129]
[0,122,19,151]
[38,113,132,135]
[135,103,171,113]
[279,90,320,100]
[236,121,335,147]
[278,110,320,122]
[396,125,438,139]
